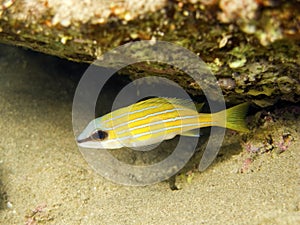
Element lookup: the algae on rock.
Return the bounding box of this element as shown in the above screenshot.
[0,0,299,105]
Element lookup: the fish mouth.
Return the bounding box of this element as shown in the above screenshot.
[76,138,101,149]
[76,137,89,144]
[76,130,101,148]
[76,134,104,148]
[76,131,93,144]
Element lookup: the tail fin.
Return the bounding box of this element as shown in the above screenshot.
[224,103,249,132]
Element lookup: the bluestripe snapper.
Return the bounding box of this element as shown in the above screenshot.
[77,98,249,149]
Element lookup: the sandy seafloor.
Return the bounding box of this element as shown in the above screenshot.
[0,43,299,225]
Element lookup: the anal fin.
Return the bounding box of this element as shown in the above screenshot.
[181,129,201,137]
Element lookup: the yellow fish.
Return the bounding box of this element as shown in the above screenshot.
[77,98,249,149]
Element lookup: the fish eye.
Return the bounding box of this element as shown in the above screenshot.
[91,130,108,141]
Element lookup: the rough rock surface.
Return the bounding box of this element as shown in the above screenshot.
[0,0,299,105]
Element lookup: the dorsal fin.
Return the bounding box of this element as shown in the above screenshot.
[136,97,198,111]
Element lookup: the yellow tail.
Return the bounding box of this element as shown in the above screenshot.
[213,103,249,132]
